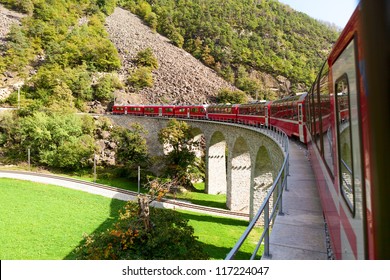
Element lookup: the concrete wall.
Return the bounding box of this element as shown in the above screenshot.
[109,115,286,217]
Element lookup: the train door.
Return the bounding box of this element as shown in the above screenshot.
[158,107,162,117]
[298,103,304,142]
[187,108,190,118]
[265,107,269,126]
[124,107,128,115]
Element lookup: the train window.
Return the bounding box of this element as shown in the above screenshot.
[335,76,354,212]
[319,63,334,177]
[333,39,363,216]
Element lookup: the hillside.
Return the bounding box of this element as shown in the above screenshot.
[105,7,236,105]
[0,0,339,109]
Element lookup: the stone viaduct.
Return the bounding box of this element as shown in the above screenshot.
[109,115,287,218]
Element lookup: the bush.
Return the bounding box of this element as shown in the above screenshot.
[73,201,209,260]
[135,48,158,70]
[216,88,248,104]
[128,67,154,90]
[93,74,123,102]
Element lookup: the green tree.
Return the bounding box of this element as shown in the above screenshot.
[158,119,202,190]
[93,74,123,102]
[128,67,154,90]
[73,201,208,260]
[216,88,248,104]
[112,123,150,178]
[135,48,158,70]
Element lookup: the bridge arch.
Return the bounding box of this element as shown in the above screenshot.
[228,136,251,213]
[206,131,227,195]
[251,145,274,217]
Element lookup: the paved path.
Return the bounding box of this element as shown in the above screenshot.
[262,140,328,260]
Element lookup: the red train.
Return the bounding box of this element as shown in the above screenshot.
[112,1,389,260]
[305,2,389,259]
[112,96,308,143]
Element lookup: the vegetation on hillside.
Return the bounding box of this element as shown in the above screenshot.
[0,0,121,110]
[119,0,339,98]
[0,110,149,173]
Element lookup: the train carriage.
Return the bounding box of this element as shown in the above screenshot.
[112,105,144,115]
[269,93,307,143]
[143,105,175,117]
[174,105,208,119]
[304,2,390,259]
[207,104,238,122]
[237,101,271,126]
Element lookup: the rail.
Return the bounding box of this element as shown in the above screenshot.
[225,125,289,260]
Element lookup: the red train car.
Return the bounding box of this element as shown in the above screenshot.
[237,101,271,126]
[306,2,390,259]
[269,93,307,143]
[112,105,144,115]
[143,105,175,117]
[174,105,208,119]
[207,104,238,122]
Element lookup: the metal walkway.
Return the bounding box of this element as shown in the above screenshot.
[262,140,328,260]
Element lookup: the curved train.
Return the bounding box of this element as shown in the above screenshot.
[112,1,389,260]
[112,92,308,143]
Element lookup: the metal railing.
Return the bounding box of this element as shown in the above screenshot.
[225,126,289,260]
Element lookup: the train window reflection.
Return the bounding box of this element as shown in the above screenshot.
[335,75,354,212]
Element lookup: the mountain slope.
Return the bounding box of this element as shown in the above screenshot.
[105,7,237,105]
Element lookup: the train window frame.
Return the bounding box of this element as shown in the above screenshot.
[335,73,355,215]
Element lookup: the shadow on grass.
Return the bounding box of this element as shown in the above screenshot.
[179,211,249,227]
[198,242,256,260]
[64,194,251,260]
[64,195,126,260]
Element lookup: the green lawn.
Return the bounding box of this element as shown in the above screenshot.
[0,167,228,209]
[0,178,262,260]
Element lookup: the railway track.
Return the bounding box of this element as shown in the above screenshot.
[0,170,249,220]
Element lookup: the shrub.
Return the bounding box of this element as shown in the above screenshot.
[128,67,154,90]
[73,201,209,260]
[135,48,158,70]
[93,74,123,102]
[216,88,248,104]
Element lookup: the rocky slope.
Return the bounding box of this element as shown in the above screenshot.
[0,4,25,100]
[105,7,238,105]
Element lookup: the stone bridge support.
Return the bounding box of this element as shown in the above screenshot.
[108,115,285,217]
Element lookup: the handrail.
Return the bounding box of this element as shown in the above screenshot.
[225,125,289,260]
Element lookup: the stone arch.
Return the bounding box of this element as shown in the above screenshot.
[228,136,251,213]
[251,145,274,217]
[206,131,227,195]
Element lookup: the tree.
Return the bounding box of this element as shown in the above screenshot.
[73,178,208,260]
[128,67,154,90]
[158,119,202,190]
[93,74,123,102]
[216,88,248,104]
[135,48,158,70]
[112,123,150,178]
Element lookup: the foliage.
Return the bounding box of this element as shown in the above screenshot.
[111,123,150,178]
[128,66,154,90]
[0,111,96,170]
[0,0,121,108]
[135,47,158,70]
[93,74,123,102]
[73,201,209,260]
[158,119,203,190]
[216,88,248,104]
[118,0,339,96]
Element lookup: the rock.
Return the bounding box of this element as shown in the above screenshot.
[105,7,238,105]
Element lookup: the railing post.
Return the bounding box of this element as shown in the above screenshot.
[278,177,284,215]
[264,202,270,258]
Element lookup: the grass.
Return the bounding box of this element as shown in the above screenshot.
[0,178,263,260]
[0,165,228,209]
